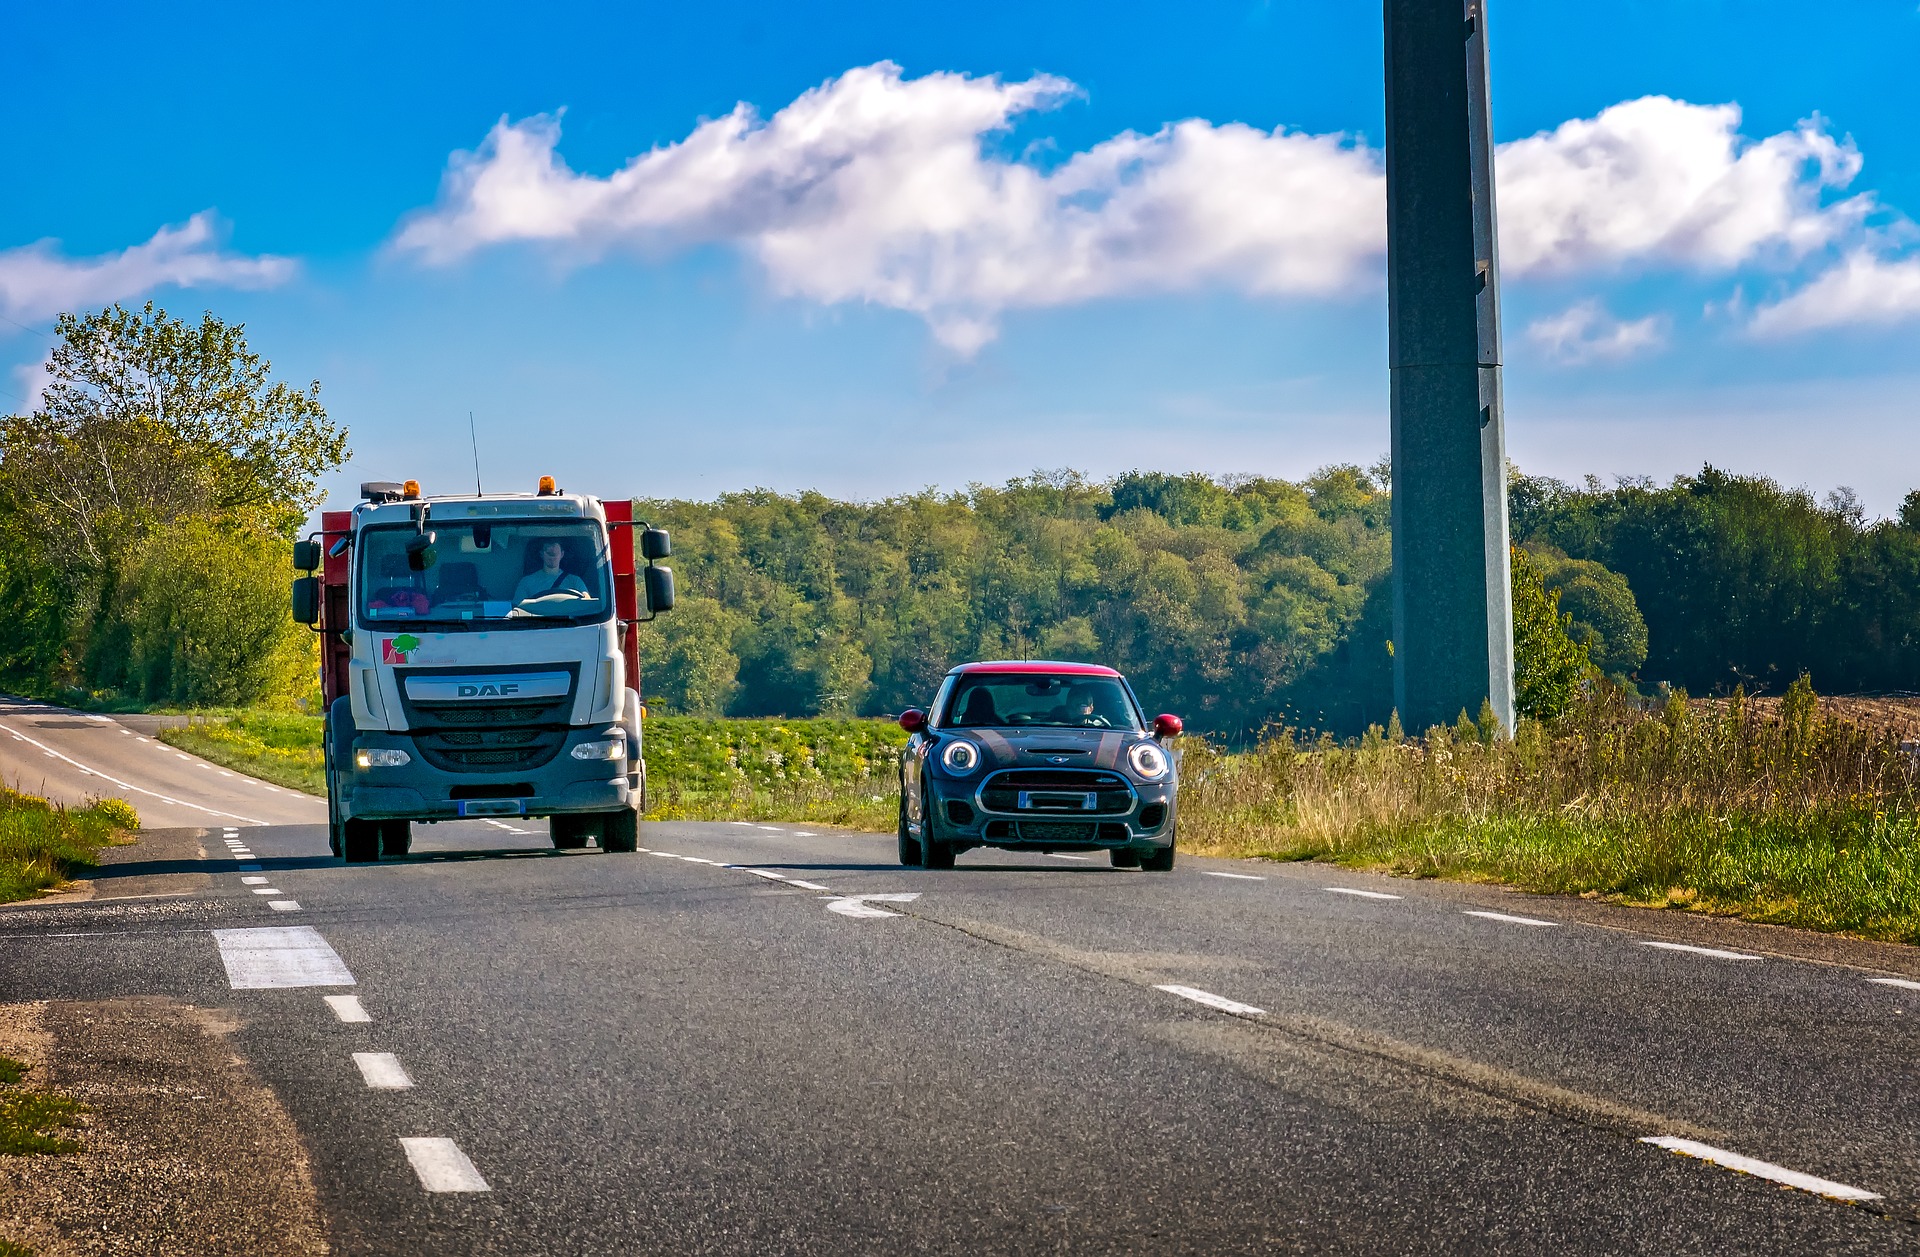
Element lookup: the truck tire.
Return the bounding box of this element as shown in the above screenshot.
[550,816,591,850]
[342,818,382,863]
[380,820,412,858]
[601,807,639,853]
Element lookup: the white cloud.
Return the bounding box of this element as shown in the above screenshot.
[1747,250,1920,336]
[1497,97,1869,275]
[393,66,1889,351]
[393,62,1385,353]
[0,212,296,325]
[1525,300,1668,364]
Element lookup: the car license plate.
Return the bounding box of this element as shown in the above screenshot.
[1018,791,1098,811]
[457,800,526,817]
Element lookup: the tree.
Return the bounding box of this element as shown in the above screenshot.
[1511,546,1591,721]
[1529,549,1648,678]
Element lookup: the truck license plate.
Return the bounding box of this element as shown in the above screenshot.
[458,800,526,817]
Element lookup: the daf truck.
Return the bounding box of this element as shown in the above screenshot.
[292,477,674,861]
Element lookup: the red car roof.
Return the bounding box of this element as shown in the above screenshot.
[947,660,1121,677]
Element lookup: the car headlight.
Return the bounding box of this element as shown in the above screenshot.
[1128,742,1169,779]
[355,747,411,769]
[941,739,980,773]
[571,734,627,761]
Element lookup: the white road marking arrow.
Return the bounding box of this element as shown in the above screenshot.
[826,893,921,919]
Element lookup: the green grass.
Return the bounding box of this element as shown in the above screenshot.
[156,711,325,794]
[0,1056,83,1157]
[0,790,137,905]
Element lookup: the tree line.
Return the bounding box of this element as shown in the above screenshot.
[0,304,345,707]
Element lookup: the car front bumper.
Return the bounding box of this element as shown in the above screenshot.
[922,774,1176,852]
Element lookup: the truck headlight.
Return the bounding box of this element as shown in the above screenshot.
[1128,742,1169,779]
[355,748,411,769]
[941,739,980,773]
[571,734,627,761]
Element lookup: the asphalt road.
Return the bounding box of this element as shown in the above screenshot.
[2,699,1919,1253]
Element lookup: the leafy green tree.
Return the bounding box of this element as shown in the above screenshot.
[1528,549,1648,678]
[644,597,743,715]
[1511,547,1591,721]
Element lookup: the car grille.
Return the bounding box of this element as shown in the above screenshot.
[980,769,1134,816]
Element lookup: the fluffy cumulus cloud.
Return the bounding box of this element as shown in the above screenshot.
[394,64,1900,350]
[0,212,296,325]
[1525,300,1669,364]
[1747,250,1920,337]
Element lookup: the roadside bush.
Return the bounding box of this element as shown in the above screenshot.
[0,789,137,904]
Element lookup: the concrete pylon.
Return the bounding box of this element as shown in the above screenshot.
[1383,0,1515,734]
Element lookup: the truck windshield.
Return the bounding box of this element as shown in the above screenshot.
[357,520,612,628]
[939,674,1142,731]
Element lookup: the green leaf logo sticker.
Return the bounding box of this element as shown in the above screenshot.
[382,634,421,664]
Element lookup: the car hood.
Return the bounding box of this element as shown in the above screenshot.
[949,725,1143,771]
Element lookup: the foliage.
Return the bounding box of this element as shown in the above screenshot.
[157,711,326,794]
[1177,679,1920,942]
[0,1057,85,1156]
[643,715,907,829]
[1510,547,1592,721]
[1529,548,1648,678]
[0,304,343,706]
[0,788,137,905]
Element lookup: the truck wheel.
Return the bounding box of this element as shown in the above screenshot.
[380,820,412,858]
[341,818,381,863]
[550,816,591,850]
[896,792,921,867]
[1110,848,1141,869]
[601,807,639,853]
[1140,836,1176,873]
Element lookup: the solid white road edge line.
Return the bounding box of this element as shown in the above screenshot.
[1867,977,1920,991]
[1326,887,1402,900]
[1639,1137,1880,1201]
[1463,910,1557,927]
[1638,941,1762,961]
[1201,871,1266,881]
[0,719,266,825]
[353,1052,414,1089]
[1155,984,1266,1017]
[787,879,831,891]
[325,995,371,1023]
[399,1138,491,1193]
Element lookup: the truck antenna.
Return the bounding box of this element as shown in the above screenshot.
[468,411,483,496]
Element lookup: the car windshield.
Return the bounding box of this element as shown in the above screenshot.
[940,674,1141,731]
[357,519,611,628]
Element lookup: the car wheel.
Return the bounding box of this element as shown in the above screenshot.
[1140,835,1175,873]
[551,816,591,850]
[919,785,955,870]
[896,790,921,867]
[341,818,381,863]
[1110,848,1141,869]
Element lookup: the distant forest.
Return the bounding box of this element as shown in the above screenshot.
[638,466,1920,737]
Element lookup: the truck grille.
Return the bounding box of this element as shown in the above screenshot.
[980,769,1134,816]
[395,665,579,774]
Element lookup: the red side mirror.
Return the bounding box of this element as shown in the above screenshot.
[1153,714,1183,740]
[898,709,927,734]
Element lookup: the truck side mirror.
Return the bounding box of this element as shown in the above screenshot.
[405,531,438,571]
[641,528,671,561]
[644,565,675,613]
[291,576,320,625]
[293,540,320,572]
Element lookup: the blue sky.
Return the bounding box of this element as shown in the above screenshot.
[4,2,1917,513]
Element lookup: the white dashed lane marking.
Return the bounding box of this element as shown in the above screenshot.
[353,1052,414,1090]
[787,879,831,891]
[1640,1137,1880,1202]
[1201,871,1266,881]
[1463,910,1557,927]
[1325,887,1402,901]
[325,995,372,1023]
[1867,977,1920,991]
[1155,984,1266,1017]
[0,719,265,824]
[1638,941,1761,961]
[213,927,353,988]
[250,888,283,896]
[240,877,268,885]
[400,1138,491,1193]
[269,901,301,912]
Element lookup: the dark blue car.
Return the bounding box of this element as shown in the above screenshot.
[896,661,1184,870]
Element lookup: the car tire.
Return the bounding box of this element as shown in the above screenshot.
[919,785,955,870]
[896,791,921,867]
[601,807,640,853]
[1110,848,1141,869]
[550,815,592,850]
[1140,836,1176,873]
[380,820,412,858]
[341,818,381,863]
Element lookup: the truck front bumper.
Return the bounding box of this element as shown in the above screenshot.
[342,724,633,822]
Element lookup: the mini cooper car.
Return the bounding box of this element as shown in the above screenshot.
[896,661,1183,870]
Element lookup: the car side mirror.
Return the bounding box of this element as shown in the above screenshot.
[293,540,320,572]
[1153,714,1183,741]
[644,565,675,613]
[291,576,320,625]
[641,527,672,561]
[898,709,926,734]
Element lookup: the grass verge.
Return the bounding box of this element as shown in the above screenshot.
[0,1056,83,1156]
[156,711,324,795]
[0,791,136,905]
